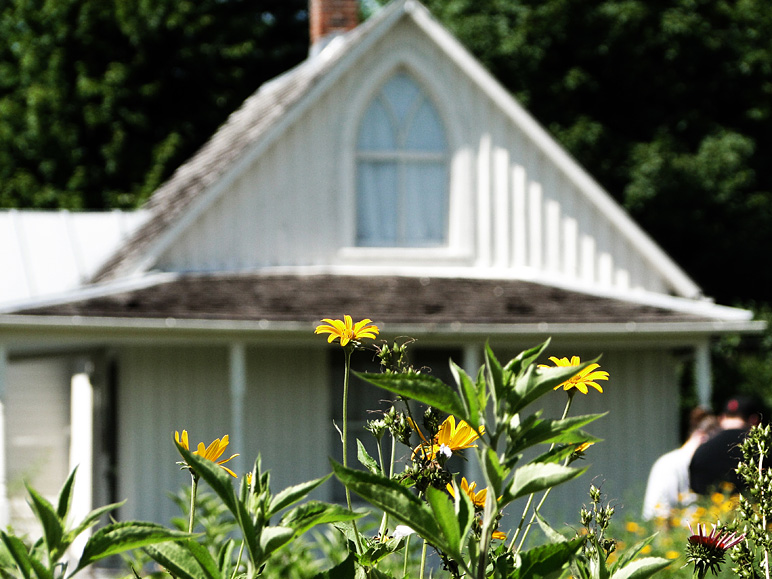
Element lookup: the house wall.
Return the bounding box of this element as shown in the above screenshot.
[156,17,671,295]
[115,345,330,524]
[112,340,678,528]
[5,357,71,536]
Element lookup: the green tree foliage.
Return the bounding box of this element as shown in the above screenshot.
[417,0,772,307]
[0,0,308,209]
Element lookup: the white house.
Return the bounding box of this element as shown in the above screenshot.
[0,0,763,537]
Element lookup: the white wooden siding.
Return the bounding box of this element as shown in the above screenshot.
[155,17,673,295]
[116,345,329,525]
[6,358,71,536]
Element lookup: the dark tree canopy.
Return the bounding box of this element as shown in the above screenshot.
[0,0,309,209]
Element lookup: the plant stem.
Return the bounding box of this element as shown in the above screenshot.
[188,473,199,533]
[511,393,574,553]
[342,347,364,555]
[231,541,245,579]
[403,534,411,578]
[419,539,428,579]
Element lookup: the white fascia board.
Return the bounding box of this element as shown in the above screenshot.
[0,314,762,338]
[126,2,411,279]
[407,2,701,299]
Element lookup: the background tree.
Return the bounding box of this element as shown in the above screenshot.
[0,0,308,209]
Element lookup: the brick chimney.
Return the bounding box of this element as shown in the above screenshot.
[309,0,359,49]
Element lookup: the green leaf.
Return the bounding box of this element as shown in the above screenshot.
[609,557,671,579]
[426,486,460,557]
[354,372,466,420]
[511,537,583,579]
[356,439,381,475]
[484,343,505,421]
[184,539,223,579]
[450,360,482,430]
[313,550,356,579]
[503,463,586,504]
[279,501,363,537]
[482,447,504,497]
[0,532,32,579]
[74,521,192,573]
[506,413,605,458]
[56,468,77,520]
[65,501,126,545]
[217,539,236,579]
[258,526,294,560]
[144,541,216,579]
[504,339,550,376]
[453,479,474,549]
[28,556,53,579]
[174,440,259,562]
[330,461,449,553]
[268,473,332,517]
[535,512,567,545]
[24,483,63,562]
[610,535,658,574]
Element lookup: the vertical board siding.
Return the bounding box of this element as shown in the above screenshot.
[244,347,330,497]
[117,347,230,523]
[6,358,71,536]
[116,345,331,524]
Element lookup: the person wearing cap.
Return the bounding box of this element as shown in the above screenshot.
[642,407,720,520]
[688,395,764,495]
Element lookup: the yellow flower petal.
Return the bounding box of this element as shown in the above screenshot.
[314,315,380,347]
[542,356,609,395]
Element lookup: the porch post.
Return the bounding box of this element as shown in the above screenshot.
[0,345,8,527]
[694,342,712,409]
[229,343,247,476]
[69,358,94,556]
[461,345,483,484]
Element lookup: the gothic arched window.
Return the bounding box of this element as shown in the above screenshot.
[356,72,448,247]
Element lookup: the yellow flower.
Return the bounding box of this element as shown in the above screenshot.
[314,315,380,347]
[492,531,507,541]
[175,430,239,478]
[540,356,609,394]
[411,415,484,460]
[447,477,487,508]
[625,521,640,534]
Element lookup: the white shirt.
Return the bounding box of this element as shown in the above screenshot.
[642,445,696,520]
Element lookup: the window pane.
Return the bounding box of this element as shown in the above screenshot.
[403,162,447,246]
[356,161,398,246]
[405,100,446,152]
[357,99,396,150]
[382,73,420,125]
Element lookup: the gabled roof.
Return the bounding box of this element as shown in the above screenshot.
[91,0,701,300]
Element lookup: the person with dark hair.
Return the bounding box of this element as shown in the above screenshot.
[642,407,720,520]
[688,395,764,495]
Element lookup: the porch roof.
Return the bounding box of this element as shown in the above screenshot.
[8,273,726,326]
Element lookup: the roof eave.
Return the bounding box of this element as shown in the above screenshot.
[0,314,763,337]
